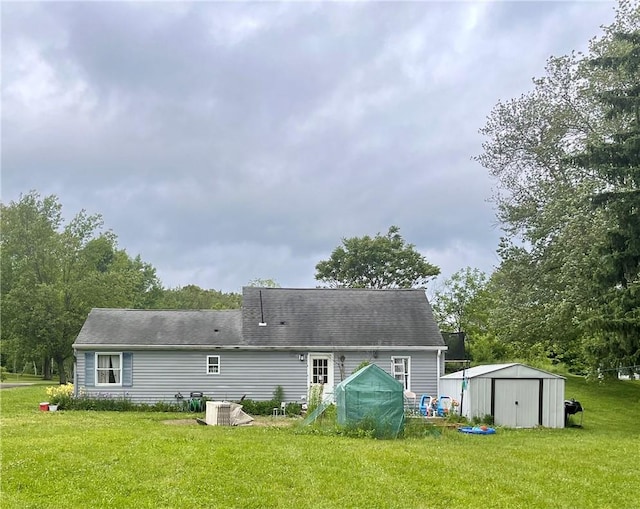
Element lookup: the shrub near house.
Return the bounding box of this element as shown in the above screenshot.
[45,383,74,408]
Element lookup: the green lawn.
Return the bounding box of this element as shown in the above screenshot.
[1,373,52,385]
[1,376,639,509]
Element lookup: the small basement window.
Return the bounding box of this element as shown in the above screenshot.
[207,355,220,374]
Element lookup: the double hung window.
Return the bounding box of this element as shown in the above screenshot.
[207,355,220,374]
[391,356,410,390]
[96,353,122,385]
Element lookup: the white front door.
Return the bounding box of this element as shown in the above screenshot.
[308,353,334,401]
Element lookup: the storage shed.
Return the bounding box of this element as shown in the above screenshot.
[440,363,565,428]
[335,363,405,438]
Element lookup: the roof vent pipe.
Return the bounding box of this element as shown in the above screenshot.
[258,290,267,326]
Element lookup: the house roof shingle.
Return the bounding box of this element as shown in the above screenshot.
[241,287,444,348]
[73,287,445,350]
[74,308,243,348]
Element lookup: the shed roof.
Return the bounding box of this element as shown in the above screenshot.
[441,363,565,380]
[241,287,445,349]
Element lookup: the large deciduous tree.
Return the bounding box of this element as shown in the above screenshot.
[431,267,490,335]
[431,267,510,363]
[315,226,440,289]
[1,191,162,382]
[247,278,281,288]
[476,1,640,374]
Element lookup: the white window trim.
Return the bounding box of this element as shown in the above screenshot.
[95,352,123,387]
[391,356,411,391]
[206,355,220,375]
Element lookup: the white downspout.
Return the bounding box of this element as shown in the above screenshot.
[436,349,442,397]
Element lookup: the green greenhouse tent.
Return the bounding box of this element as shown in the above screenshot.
[335,363,405,439]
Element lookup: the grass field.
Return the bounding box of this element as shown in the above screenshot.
[1,373,52,385]
[1,375,638,508]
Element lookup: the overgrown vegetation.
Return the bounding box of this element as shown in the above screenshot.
[306,384,324,414]
[39,383,303,416]
[470,414,495,426]
[272,385,285,404]
[351,360,370,374]
[54,392,188,412]
[402,417,444,438]
[298,406,441,439]
[63,397,185,412]
[237,398,302,416]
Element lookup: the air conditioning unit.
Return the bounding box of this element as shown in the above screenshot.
[205,401,231,426]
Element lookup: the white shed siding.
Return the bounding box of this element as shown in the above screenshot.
[473,378,493,420]
[440,363,565,428]
[542,378,565,428]
[440,376,493,419]
[76,348,440,404]
[438,378,459,402]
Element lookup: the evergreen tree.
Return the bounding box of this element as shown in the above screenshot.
[574,29,640,371]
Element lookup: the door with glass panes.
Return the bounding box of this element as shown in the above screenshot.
[307,353,334,399]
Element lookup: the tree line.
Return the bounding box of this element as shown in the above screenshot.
[0,191,242,381]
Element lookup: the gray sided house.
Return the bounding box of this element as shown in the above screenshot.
[73,287,447,404]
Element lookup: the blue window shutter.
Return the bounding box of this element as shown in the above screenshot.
[123,352,133,387]
[85,352,95,387]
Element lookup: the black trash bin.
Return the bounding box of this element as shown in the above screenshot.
[189,392,204,412]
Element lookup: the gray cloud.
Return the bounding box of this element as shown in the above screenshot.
[1,1,617,292]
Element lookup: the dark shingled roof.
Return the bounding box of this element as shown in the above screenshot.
[74,308,243,347]
[241,287,444,348]
[73,288,445,349]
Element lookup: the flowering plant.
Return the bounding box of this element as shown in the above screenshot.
[46,383,74,407]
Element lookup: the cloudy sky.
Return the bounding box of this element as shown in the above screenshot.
[2,1,617,294]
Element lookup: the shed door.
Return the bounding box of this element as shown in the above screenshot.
[493,379,541,428]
